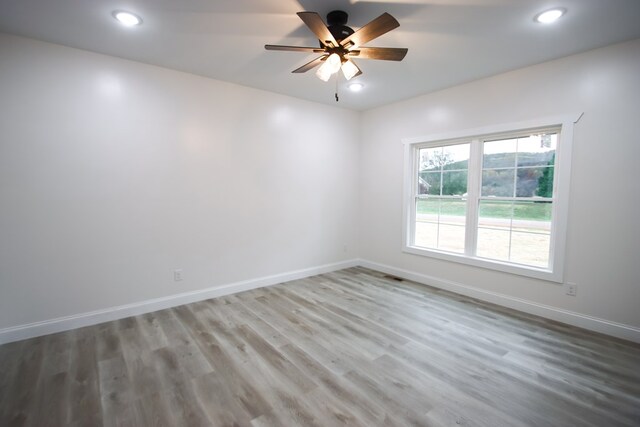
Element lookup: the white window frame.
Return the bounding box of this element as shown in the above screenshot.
[402,114,581,283]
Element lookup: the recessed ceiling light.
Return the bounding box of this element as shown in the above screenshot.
[348,82,364,92]
[112,10,143,26]
[534,8,566,24]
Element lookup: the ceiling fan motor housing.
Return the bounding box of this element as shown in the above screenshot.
[325,10,354,44]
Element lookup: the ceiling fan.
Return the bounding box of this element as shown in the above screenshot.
[265,10,408,82]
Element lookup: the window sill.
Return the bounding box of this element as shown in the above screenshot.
[402,245,562,283]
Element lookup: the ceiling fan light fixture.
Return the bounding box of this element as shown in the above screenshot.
[316,61,334,81]
[326,53,342,73]
[534,8,565,24]
[316,53,342,81]
[112,10,143,26]
[341,60,359,80]
[267,10,407,89]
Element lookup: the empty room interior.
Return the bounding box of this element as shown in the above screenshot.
[1,0,640,426]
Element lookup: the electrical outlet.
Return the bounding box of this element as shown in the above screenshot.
[174,269,183,282]
[566,282,577,296]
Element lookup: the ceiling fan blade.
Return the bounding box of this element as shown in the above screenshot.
[340,13,399,49]
[292,55,327,73]
[265,45,325,53]
[297,12,338,47]
[348,47,408,61]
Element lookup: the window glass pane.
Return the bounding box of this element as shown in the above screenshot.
[511,232,550,267]
[415,198,439,249]
[478,200,512,230]
[419,147,444,172]
[416,198,439,220]
[442,171,467,196]
[516,167,548,197]
[418,172,441,195]
[442,143,470,170]
[477,199,552,266]
[512,201,552,231]
[517,134,557,167]
[438,224,465,253]
[415,197,466,253]
[534,166,554,198]
[482,169,515,197]
[415,221,438,249]
[440,199,466,226]
[438,199,466,252]
[483,138,516,168]
[477,228,510,261]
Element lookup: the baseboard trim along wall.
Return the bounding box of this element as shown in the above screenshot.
[358,259,640,344]
[2,258,638,345]
[0,259,359,345]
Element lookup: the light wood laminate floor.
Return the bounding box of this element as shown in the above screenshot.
[1,267,639,426]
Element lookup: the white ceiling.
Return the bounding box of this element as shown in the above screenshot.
[1,0,639,110]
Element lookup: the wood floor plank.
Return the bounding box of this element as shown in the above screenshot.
[0,340,25,423]
[204,298,291,349]
[259,290,387,361]
[1,267,638,426]
[278,343,405,427]
[199,311,327,424]
[96,322,123,362]
[0,336,46,426]
[240,295,364,375]
[125,353,165,398]
[324,278,516,360]
[97,355,137,427]
[68,333,103,426]
[131,391,176,427]
[192,371,256,427]
[28,371,70,427]
[234,323,318,395]
[271,285,405,357]
[164,382,212,427]
[379,349,576,427]
[342,368,433,426]
[172,303,274,420]
[282,284,410,347]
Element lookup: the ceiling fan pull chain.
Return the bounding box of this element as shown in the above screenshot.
[335,73,339,102]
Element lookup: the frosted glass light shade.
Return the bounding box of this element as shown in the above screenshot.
[326,53,342,73]
[316,53,342,81]
[316,61,333,81]
[341,60,359,80]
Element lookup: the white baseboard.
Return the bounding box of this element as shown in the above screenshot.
[3,258,638,345]
[358,259,640,344]
[0,259,359,345]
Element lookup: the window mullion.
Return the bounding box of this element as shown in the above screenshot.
[409,146,419,246]
[465,138,482,256]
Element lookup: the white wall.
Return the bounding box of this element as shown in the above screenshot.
[2,31,639,342]
[0,33,360,331]
[360,38,640,331]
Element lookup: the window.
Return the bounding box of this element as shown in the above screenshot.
[403,115,579,282]
[415,143,470,253]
